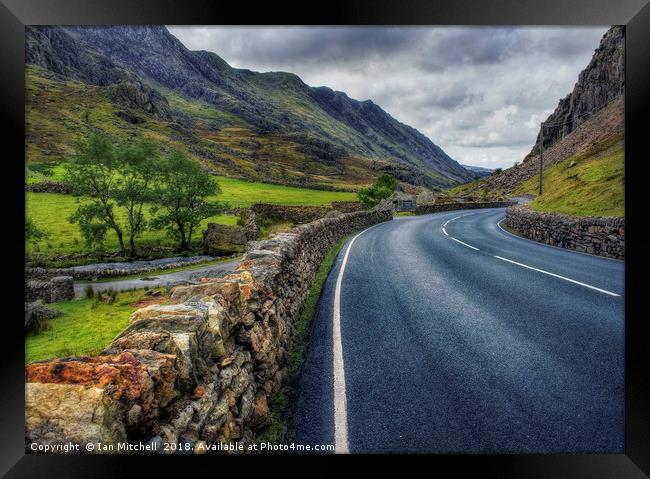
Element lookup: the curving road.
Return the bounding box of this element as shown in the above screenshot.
[291,208,624,453]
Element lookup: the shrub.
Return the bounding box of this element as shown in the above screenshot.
[357,173,397,208]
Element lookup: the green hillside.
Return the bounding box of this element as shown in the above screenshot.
[25,25,474,189]
[515,134,624,217]
[25,66,373,190]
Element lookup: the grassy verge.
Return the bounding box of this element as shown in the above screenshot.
[514,134,624,217]
[253,234,350,444]
[25,288,166,364]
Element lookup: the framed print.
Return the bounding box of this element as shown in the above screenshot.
[1,0,649,476]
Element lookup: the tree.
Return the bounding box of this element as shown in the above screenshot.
[357,173,397,208]
[64,132,159,257]
[114,138,159,256]
[493,168,503,175]
[151,151,227,250]
[64,132,126,254]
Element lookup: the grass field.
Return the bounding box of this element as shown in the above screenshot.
[26,173,357,258]
[25,289,164,363]
[515,135,624,217]
[212,176,357,207]
[25,192,239,256]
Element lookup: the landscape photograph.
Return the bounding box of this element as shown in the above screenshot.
[24,25,624,454]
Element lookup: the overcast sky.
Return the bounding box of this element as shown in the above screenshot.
[168,26,609,169]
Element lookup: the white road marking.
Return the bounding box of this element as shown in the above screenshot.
[493,255,621,297]
[442,212,480,245]
[332,222,384,453]
[450,236,480,251]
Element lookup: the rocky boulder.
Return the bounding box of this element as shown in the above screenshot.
[25,300,62,334]
[108,80,171,120]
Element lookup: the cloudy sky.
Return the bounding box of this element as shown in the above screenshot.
[168,26,609,169]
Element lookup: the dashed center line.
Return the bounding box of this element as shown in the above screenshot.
[494,255,621,297]
[440,212,620,297]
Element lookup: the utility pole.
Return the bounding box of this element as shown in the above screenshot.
[538,122,544,196]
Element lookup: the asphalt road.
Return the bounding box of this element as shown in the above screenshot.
[73,259,240,298]
[291,208,624,453]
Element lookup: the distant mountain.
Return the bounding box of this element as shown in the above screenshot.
[461,165,494,178]
[25,25,473,189]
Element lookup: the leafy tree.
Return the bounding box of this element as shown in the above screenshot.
[493,168,503,175]
[114,138,159,256]
[150,151,227,250]
[64,132,159,257]
[357,173,397,208]
[25,217,47,245]
[64,133,125,254]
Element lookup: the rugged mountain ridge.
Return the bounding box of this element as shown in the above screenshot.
[25,25,473,187]
[527,26,624,158]
[456,26,624,196]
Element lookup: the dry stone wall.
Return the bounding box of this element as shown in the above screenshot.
[25,208,392,453]
[330,201,363,213]
[415,200,516,215]
[25,276,74,303]
[504,205,624,259]
[250,204,332,224]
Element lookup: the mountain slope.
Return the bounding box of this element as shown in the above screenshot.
[25,26,473,189]
[448,26,625,217]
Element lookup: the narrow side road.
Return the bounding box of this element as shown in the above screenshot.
[73,259,240,298]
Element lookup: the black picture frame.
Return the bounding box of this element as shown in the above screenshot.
[2,0,649,476]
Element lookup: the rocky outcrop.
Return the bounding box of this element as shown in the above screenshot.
[529,26,624,157]
[25,209,392,452]
[467,26,625,195]
[108,80,171,120]
[203,211,258,254]
[504,205,624,259]
[25,300,62,334]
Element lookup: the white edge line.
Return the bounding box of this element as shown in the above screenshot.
[494,255,620,297]
[442,227,448,236]
[450,236,480,251]
[496,218,624,264]
[332,222,384,454]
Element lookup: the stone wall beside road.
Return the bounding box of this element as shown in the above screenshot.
[504,205,624,259]
[415,200,516,215]
[25,208,393,452]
